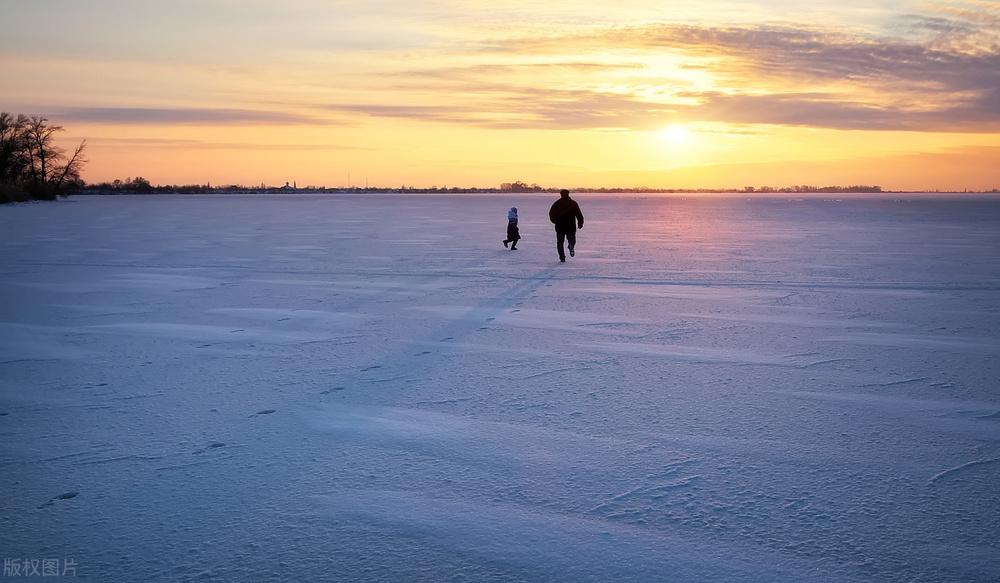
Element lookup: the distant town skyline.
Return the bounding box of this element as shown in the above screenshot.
[2,0,998,190]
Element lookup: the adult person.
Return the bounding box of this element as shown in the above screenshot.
[548,189,584,262]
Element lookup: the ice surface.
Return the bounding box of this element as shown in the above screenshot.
[1,193,999,582]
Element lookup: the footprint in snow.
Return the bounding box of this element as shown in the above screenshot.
[249,409,276,417]
[361,365,382,372]
[417,351,432,356]
[38,492,78,509]
[194,442,226,454]
[320,387,346,395]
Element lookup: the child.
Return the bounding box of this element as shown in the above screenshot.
[502,207,520,250]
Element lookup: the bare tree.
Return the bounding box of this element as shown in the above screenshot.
[24,115,64,184]
[0,112,87,201]
[54,140,87,189]
[0,112,29,184]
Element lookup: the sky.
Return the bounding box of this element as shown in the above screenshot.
[1,0,999,190]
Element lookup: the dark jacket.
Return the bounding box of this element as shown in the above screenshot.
[506,220,520,240]
[549,196,584,231]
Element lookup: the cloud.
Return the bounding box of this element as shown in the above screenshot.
[345,8,1000,132]
[675,90,1000,132]
[401,61,646,80]
[323,104,480,122]
[325,90,672,130]
[50,107,330,126]
[326,83,1000,133]
[80,137,372,150]
[42,8,998,134]
[489,20,1000,90]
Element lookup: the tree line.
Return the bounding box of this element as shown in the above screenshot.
[0,112,87,203]
[82,182,891,195]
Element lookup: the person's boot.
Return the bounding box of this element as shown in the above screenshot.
[503,240,509,248]
[559,256,566,262]
[510,244,517,250]
[569,246,575,257]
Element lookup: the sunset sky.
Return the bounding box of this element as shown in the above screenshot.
[2,0,999,190]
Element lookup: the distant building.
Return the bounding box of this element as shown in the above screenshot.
[281,181,296,191]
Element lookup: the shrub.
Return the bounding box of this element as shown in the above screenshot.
[0,183,30,204]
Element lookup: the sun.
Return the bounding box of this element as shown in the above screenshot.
[658,124,691,146]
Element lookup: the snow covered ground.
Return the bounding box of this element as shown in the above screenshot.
[1,193,999,582]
